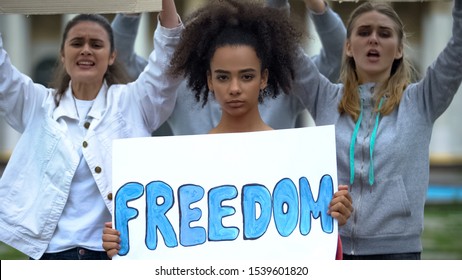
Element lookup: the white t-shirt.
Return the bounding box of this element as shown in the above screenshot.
[47,98,111,252]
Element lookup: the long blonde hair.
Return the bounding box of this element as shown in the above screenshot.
[339,2,413,121]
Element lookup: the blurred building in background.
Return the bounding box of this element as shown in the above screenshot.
[1,0,461,169]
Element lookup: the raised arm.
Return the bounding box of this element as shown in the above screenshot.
[414,0,462,121]
[159,0,180,28]
[0,33,50,132]
[305,0,346,82]
[266,0,345,83]
[112,0,180,81]
[111,14,147,80]
[120,0,183,132]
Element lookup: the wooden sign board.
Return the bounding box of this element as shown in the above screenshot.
[332,0,448,2]
[0,0,162,15]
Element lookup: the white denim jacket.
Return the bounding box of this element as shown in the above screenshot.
[0,20,183,259]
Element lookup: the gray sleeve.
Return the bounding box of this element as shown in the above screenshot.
[411,0,462,122]
[309,5,346,83]
[112,14,148,80]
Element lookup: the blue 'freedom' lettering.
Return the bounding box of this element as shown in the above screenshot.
[113,176,334,256]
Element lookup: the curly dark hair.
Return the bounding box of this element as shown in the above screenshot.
[168,0,303,106]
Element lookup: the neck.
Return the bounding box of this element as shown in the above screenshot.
[71,81,102,100]
[358,71,390,85]
[209,109,272,134]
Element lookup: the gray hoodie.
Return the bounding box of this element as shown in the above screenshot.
[293,0,462,255]
[111,6,346,134]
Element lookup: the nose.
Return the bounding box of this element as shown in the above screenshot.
[368,32,378,45]
[80,44,92,55]
[229,78,241,96]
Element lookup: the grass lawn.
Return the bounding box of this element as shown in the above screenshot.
[0,243,27,260]
[421,203,462,259]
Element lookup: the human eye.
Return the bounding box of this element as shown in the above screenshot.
[357,30,370,37]
[69,39,83,47]
[356,27,370,37]
[215,74,228,82]
[242,74,255,81]
[379,29,393,38]
[91,40,104,49]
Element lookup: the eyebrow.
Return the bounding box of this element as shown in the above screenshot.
[68,37,105,43]
[357,24,394,30]
[213,68,257,74]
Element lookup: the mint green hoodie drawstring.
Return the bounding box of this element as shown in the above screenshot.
[349,100,363,185]
[349,96,384,186]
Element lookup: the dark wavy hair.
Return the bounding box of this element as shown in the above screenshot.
[50,14,129,106]
[168,0,303,106]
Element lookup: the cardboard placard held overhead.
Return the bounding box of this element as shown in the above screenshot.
[333,0,446,1]
[331,0,447,1]
[0,0,162,15]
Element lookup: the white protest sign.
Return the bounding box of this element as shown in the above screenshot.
[112,125,338,260]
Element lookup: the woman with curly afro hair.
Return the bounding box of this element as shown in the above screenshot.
[111,0,346,135]
[102,0,352,259]
[168,0,303,133]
